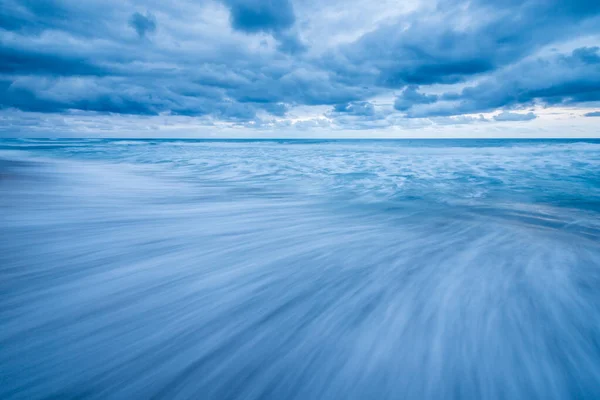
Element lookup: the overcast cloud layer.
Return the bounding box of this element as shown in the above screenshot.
[1,0,599,137]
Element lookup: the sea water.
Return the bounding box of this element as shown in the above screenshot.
[1,139,600,399]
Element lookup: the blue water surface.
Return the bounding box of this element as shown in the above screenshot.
[1,139,600,399]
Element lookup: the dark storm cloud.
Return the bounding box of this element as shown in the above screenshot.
[332,0,600,88]
[332,102,375,117]
[0,77,168,115]
[404,47,600,117]
[218,0,305,54]
[129,12,156,38]
[229,67,375,106]
[0,74,276,121]
[394,86,438,111]
[1,0,600,130]
[275,31,306,54]
[0,46,108,76]
[326,101,396,130]
[220,0,295,34]
[0,0,121,38]
[0,0,74,33]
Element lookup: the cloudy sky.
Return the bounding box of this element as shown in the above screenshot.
[1,0,599,137]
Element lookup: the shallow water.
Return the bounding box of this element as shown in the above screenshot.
[1,139,600,399]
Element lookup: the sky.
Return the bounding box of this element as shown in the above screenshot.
[1,0,599,138]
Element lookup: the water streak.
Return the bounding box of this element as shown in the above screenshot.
[1,139,600,399]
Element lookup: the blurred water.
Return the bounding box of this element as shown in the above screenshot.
[1,138,600,399]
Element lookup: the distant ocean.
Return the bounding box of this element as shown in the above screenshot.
[2,138,600,399]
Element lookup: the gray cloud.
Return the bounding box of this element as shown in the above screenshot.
[430,115,489,125]
[493,111,537,121]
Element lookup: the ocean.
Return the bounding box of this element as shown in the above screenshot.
[1,138,600,399]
